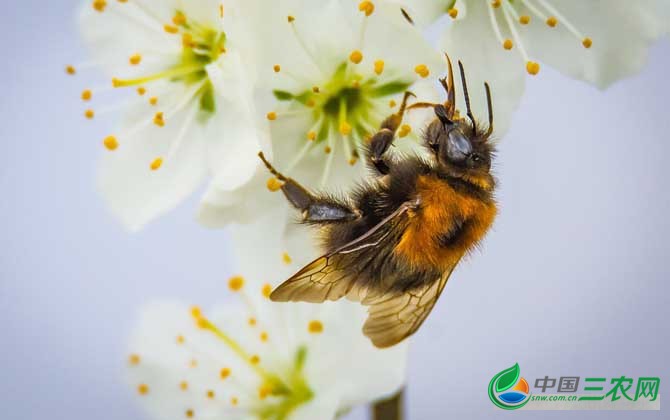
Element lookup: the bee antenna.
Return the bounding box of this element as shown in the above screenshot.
[484,82,493,139]
[444,53,456,118]
[457,60,477,135]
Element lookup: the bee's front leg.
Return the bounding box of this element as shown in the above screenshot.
[258,152,360,224]
[367,91,415,176]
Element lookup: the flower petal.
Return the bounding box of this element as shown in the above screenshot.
[523,0,668,89]
[96,91,206,231]
[438,0,525,137]
[126,301,257,420]
[79,0,180,78]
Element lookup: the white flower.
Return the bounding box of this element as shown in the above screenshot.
[126,218,407,419]
[394,0,669,135]
[72,0,267,230]
[198,0,445,227]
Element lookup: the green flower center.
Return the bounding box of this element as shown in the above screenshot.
[274,62,412,146]
[112,10,226,113]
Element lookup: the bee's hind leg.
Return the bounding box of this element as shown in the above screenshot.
[367,91,415,176]
[258,152,360,223]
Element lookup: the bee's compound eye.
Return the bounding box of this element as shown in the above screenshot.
[471,154,481,163]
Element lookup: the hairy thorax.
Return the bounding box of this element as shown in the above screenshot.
[395,174,497,270]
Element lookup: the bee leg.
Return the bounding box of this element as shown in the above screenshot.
[258,152,360,223]
[367,91,415,176]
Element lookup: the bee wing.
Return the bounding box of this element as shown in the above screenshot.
[362,264,457,348]
[270,202,414,303]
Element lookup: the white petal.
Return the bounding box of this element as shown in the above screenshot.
[523,0,668,88]
[79,0,180,78]
[303,301,409,410]
[388,0,451,27]
[438,0,525,137]
[363,2,446,81]
[289,393,340,420]
[96,94,206,231]
[126,301,257,420]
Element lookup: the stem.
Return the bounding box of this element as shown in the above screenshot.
[372,389,404,420]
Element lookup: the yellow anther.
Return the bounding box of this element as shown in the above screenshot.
[206,390,215,399]
[389,99,397,108]
[339,121,352,136]
[308,320,324,334]
[266,112,277,121]
[186,409,194,418]
[150,158,163,171]
[220,367,231,379]
[66,65,76,75]
[128,354,141,365]
[546,16,558,27]
[349,156,358,166]
[129,54,142,65]
[312,86,320,93]
[519,15,530,25]
[273,64,281,73]
[164,24,179,34]
[282,252,292,264]
[196,317,208,329]
[153,112,165,127]
[189,359,198,368]
[138,384,149,395]
[260,331,269,342]
[231,397,239,406]
[262,283,272,298]
[176,335,185,344]
[258,385,272,400]
[190,306,202,319]
[85,109,95,119]
[248,317,257,326]
[414,64,430,78]
[349,50,363,64]
[172,12,186,26]
[250,355,260,365]
[374,60,385,75]
[137,87,146,96]
[228,275,244,291]
[448,8,458,19]
[219,4,224,18]
[81,90,92,101]
[582,37,593,48]
[324,146,332,154]
[491,0,501,8]
[180,381,189,391]
[287,15,295,23]
[306,99,316,107]
[93,0,107,12]
[117,0,128,3]
[266,177,283,192]
[526,61,540,75]
[358,1,375,16]
[149,97,158,106]
[503,39,513,50]
[182,33,194,48]
[398,124,411,138]
[307,131,317,141]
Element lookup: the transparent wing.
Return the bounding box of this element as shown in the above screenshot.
[362,265,456,348]
[270,202,414,303]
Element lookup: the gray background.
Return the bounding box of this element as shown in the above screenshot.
[1,1,668,419]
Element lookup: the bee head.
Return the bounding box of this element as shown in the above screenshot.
[422,58,495,180]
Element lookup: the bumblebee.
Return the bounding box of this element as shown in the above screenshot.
[259,56,497,348]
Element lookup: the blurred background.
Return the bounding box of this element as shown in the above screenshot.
[1,1,668,419]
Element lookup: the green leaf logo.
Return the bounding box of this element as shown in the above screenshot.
[488,363,530,410]
[495,363,521,393]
